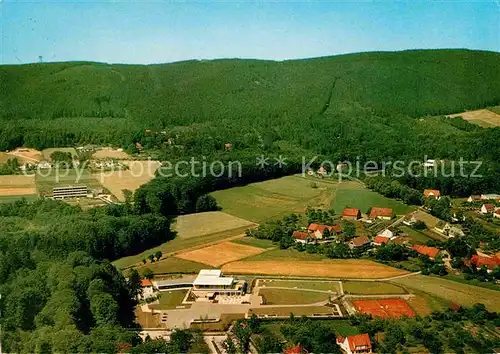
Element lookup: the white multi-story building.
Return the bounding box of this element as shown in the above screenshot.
[192,270,246,299]
[52,185,88,199]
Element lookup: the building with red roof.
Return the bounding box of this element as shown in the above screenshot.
[369,207,393,220]
[293,231,313,244]
[471,254,500,272]
[494,209,500,219]
[308,223,338,239]
[349,236,371,250]
[342,208,361,220]
[481,203,495,214]
[412,244,440,259]
[284,345,304,354]
[140,279,153,287]
[337,333,372,354]
[424,189,441,199]
[373,235,390,246]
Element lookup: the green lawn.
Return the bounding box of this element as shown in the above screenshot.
[259,288,330,305]
[259,279,341,292]
[148,289,188,310]
[0,195,38,203]
[231,237,276,249]
[211,175,338,223]
[331,181,414,215]
[245,248,327,261]
[342,281,407,295]
[392,275,500,312]
[442,274,500,292]
[249,306,335,317]
[260,319,359,337]
[138,257,208,275]
[399,226,433,244]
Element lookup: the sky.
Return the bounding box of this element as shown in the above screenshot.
[0,1,499,65]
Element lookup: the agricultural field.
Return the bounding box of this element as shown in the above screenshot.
[42,147,78,161]
[391,275,500,311]
[221,259,408,279]
[176,241,265,267]
[92,148,131,159]
[0,175,37,197]
[448,108,500,127]
[258,279,340,292]
[211,175,338,223]
[331,181,414,215]
[172,212,255,239]
[0,195,38,203]
[244,248,327,261]
[35,169,104,196]
[113,212,256,270]
[259,288,330,305]
[343,281,407,295]
[94,160,161,201]
[231,237,275,249]
[6,148,43,163]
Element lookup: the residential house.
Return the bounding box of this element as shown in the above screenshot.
[470,254,500,273]
[494,209,500,219]
[349,236,371,250]
[434,221,451,236]
[342,208,361,221]
[449,226,465,238]
[424,189,441,199]
[284,345,304,354]
[403,214,417,226]
[467,195,481,203]
[413,245,440,260]
[139,279,155,300]
[378,229,393,238]
[372,235,390,247]
[293,231,314,244]
[481,194,500,201]
[38,160,51,169]
[337,334,372,354]
[369,207,393,220]
[308,223,338,239]
[480,204,495,214]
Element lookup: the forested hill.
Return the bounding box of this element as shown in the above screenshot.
[1,49,499,127]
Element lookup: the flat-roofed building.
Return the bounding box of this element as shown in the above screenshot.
[192,269,246,298]
[52,185,88,199]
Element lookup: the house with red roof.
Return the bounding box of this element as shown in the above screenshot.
[412,244,440,260]
[369,207,393,220]
[139,279,155,300]
[348,236,371,250]
[342,208,361,221]
[494,209,500,219]
[284,345,305,354]
[424,189,441,199]
[293,231,314,244]
[470,254,500,273]
[481,203,495,214]
[337,333,372,354]
[308,223,339,239]
[372,235,390,247]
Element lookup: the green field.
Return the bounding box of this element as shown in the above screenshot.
[211,175,338,223]
[392,275,500,311]
[259,288,330,305]
[0,195,38,203]
[138,257,208,275]
[231,237,276,249]
[259,279,340,292]
[260,319,359,337]
[342,281,407,295]
[148,289,189,310]
[35,169,104,196]
[399,226,433,244]
[331,181,414,215]
[244,248,327,261]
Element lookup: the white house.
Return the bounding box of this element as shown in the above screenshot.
[481,194,500,200]
[481,204,495,214]
[139,279,156,300]
[337,334,372,354]
[434,221,451,235]
[378,229,393,238]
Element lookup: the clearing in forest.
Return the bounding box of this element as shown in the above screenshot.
[221,259,408,278]
[94,160,161,201]
[176,241,265,267]
[448,108,500,127]
[92,148,131,159]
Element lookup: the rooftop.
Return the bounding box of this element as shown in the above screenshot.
[193,269,234,287]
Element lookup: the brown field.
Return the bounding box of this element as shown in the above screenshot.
[6,148,43,163]
[448,109,500,127]
[92,148,131,159]
[176,241,265,267]
[94,160,161,201]
[222,259,408,278]
[352,299,415,318]
[0,175,37,196]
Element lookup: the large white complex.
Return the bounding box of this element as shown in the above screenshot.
[52,185,88,199]
[192,269,246,298]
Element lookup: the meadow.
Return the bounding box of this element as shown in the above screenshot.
[35,169,104,196]
[0,175,37,197]
[259,288,330,305]
[258,279,341,292]
[342,281,407,295]
[391,275,500,311]
[42,147,78,161]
